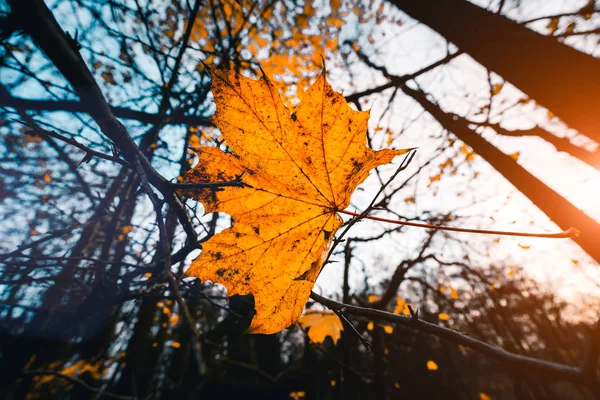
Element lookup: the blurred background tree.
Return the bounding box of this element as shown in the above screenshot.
[1,0,599,399]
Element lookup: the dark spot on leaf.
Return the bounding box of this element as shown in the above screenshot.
[235,232,241,238]
[214,252,223,260]
[216,268,226,277]
[245,274,251,281]
[323,230,331,241]
[291,113,297,121]
[253,226,260,234]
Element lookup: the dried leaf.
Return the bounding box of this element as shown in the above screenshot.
[181,67,408,334]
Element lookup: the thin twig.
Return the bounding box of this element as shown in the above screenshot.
[338,209,579,239]
[132,156,206,375]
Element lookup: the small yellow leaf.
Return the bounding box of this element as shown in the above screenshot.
[459,144,471,155]
[289,391,306,400]
[394,383,401,389]
[367,321,374,331]
[170,315,180,325]
[449,286,459,300]
[426,360,438,370]
[438,313,450,321]
[439,159,453,169]
[507,266,515,277]
[564,22,575,35]
[330,380,336,387]
[479,393,491,400]
[143,272,152,278]
[429,173,442,184]
[383,325,393,334]
[30,229,41,236]
[519,244,531,249]
[509,152,520,161]
[491,83,503,95]
[368,295,379,303]
[171,341,181,349]
[393,297,411,316]
[404,196,416,203]
[43,172,52,183]
[546,17,559,34]
[298,311,344,344]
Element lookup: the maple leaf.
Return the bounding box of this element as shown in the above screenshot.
[181,66,408,334]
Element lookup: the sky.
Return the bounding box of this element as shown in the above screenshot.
[311,0,600,314]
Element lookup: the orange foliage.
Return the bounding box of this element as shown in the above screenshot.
[181,66,408,334]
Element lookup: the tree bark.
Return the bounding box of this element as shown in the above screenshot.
[388,0,600,146]
[400,84,600,265]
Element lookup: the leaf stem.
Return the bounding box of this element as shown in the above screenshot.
[338,210,579,239]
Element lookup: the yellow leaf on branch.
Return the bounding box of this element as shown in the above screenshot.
[298,310,343,344]
[180,66,408,334]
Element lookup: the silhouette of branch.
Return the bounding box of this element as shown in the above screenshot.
[24,370,140,400]
[311,291,600,388]
[0,95,214,127]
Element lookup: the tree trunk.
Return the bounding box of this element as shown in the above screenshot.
[400,84,600,264]
[388,0,600,147]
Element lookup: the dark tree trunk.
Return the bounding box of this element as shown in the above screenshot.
[388,0,600,146]
[400,84,600,264]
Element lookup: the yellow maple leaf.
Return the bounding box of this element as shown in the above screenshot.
[438,312,450,321]
[181,66,408,334]
[298,310,343,344]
